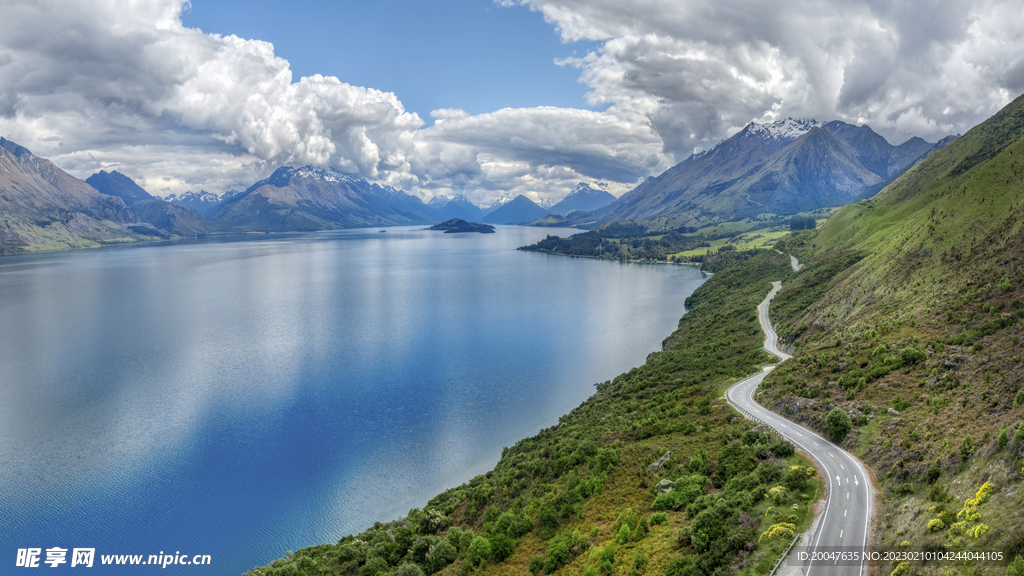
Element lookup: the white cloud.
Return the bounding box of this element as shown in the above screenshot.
[508,0,1023,155]
[0,0,1021,206]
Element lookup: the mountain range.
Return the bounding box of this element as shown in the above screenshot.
[0,116,949,254]
[563,118,952,228]
[1,139,162,253]
[165,189,242,217]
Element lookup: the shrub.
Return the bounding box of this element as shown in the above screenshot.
[758,522,797,543]
[900,347,927,367]
[616,524,631,544]
[1014,422,1024,446]
[891,562,910,576]
[544,539,568,573]
[1016,388,1024,407]
[651,512,668,525]
[961,435,974,462]
[427,541,457,572]
[490,533,514,563]
[528,556,544,575]
[1006,555,1024,576]
[826,408,852,443]
[998,424,1009,451]
[468,536,491,567]
[396,563,424,576]
[927,519,945,532]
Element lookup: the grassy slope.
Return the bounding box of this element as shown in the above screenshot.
[245,252,834,576]
[757,94,1024,574]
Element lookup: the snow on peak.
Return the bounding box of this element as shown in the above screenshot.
[488,193,515,209]
[745,118,824,140]
[428,193,473,207]
[289,165,363,184]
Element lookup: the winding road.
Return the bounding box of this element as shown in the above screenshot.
[725,276,873,576]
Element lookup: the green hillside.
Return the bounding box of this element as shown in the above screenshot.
[759,93,1024,572]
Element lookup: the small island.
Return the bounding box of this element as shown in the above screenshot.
[428,218,496,234]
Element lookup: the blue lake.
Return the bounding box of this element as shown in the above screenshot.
[0,226,708,574]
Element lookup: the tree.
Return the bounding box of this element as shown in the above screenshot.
[396,563,424,576]
[826,408,852,443]
[468,536,491,567]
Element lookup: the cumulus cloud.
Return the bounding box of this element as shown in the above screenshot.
[0,0,1021,204]
[0,0,424,194]
[512,0,1024,157]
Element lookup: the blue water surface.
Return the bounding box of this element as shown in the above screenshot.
[0,226,707,574]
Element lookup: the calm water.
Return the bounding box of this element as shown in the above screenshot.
[0,226,707,574]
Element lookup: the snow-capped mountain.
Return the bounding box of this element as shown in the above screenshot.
[480,195,549,225]
[207,165,437,231]
[589,118,950,225]
[548,183,617,215]
[428,194,485,221]
[744,118,825,141]
[166,190,241,217]
[481,193,516,216]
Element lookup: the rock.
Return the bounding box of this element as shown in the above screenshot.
[925,377,937,388]
[887,407,901,416]
[647,451,671,474]
[656,479,676,494]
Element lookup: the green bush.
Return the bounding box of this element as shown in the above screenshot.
[427,540,457,572]
[900,347,927,367]
[468,536,491,567]
[616,523,631,544]
[528,556,544,575]
[1015,388,1024,407]
[396,562,424,576]
[1014,422,1024,446]
[826,408,852,443]
[544,539,569,573]
[961,435,974,462]
[998,424,1009,451]
[651,512,668,525]
[1006,554,1024,576]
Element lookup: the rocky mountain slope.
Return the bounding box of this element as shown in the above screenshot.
[429,194,486,222]
[86,170,210,237]
[549,183,616,215]
[480,194,550,224]
[85,170,156,205]
[166,189,242,217]
[0,138,137,253]
[207,166,438,231]
[588,118,948,228]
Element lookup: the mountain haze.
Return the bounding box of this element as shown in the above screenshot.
[548,183,617,215]
[480,195,549,224]
[428,194,486,221]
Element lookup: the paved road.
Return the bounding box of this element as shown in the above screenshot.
[726,281,873,576]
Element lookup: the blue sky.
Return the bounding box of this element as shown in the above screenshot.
[1,0,1022,204]
[182,0,599,120]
